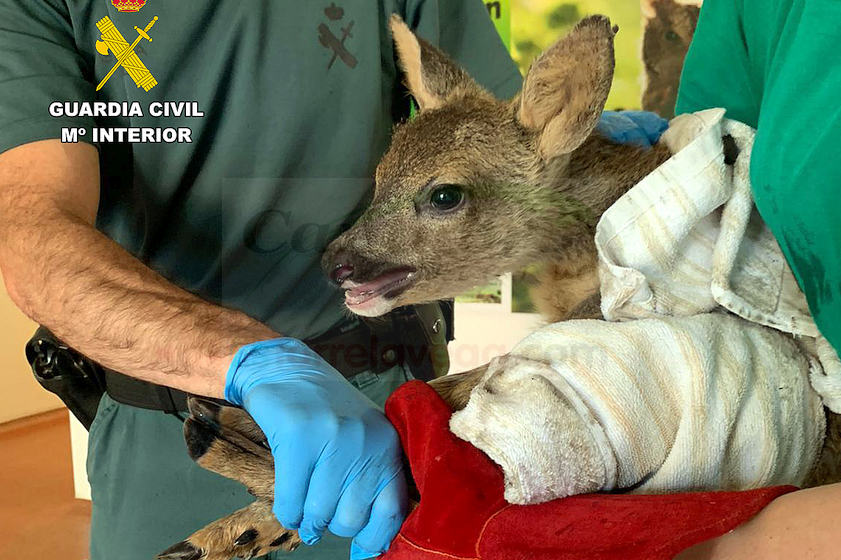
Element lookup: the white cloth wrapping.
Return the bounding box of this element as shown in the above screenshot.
[450,109,839,505]
[598,109,841,409]
[451,315,823,505]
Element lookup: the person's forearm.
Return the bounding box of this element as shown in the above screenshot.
[1,204,276,398]
[675,483,841,560]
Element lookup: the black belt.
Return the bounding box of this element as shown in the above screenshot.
[28,303,451,420]
[101,319,393,413]
[101,303,451,413]
[103,368,192,413]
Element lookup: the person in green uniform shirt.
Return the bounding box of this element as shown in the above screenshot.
[0,1,521,559]
[672,0,841,557]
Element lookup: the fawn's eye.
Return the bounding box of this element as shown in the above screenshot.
[665,30,680,42]
[429,184,465,212]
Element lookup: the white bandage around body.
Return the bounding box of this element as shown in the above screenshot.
[450,314,824,505]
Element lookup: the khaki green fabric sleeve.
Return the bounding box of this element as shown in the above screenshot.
[404,0,522,99]
[675,0,760,127]
[0,0,95,155]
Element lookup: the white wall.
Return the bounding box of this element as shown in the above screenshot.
[448,274,544,373]
[0,274,63,424]
[448,303,543,373]
[70,413,92,500]
[1,275,85,497]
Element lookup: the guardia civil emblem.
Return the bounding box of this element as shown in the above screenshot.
[94,16,158,91]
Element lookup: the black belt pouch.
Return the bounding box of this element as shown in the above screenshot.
[25,326,105,430]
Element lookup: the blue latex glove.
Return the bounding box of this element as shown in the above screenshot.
[225,338,408,560]
[596,110,669,148]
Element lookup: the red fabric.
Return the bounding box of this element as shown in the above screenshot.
[383,380,796,560]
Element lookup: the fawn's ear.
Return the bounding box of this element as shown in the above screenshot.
[390,14,482,110]
[518,16,617,159]
[641,0,656,19]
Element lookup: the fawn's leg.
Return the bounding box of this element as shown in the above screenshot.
[182,398,274,499]
[166,368,490,560]
[531,244,602,323]
[427,363,488,411]
[158,398,298,560]
[184,364,489,488]
[157,499,301,560]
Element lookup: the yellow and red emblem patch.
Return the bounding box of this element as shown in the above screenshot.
[111,0,146,13]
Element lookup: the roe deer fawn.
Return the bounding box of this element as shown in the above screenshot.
[157,15,841,560]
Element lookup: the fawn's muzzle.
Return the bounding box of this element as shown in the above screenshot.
[328,252,355,284]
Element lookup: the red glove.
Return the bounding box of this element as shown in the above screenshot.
[383,380,796,560]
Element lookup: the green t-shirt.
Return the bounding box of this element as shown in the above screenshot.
[0,0,521,339]
[676,0,841,356]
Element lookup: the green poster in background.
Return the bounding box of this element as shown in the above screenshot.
[488,0,644,111]
[511,0,643,111]
[488,1,697,114]
[485,1,512,50]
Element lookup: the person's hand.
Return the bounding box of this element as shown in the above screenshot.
[225,338,408,560]
[596,110,669,147]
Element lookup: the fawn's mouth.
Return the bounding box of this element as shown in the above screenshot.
[342,267,417,313]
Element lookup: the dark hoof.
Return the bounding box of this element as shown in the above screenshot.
[157,540,203,560]
[183,417,218,460]
[187,397,223,424]
[270,533,292,547]
[234,528,259,546]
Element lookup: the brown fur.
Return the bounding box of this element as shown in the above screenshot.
[529,136,672,321]
[390,15,477,111]
[157,399,299,560]
[183,420,273,500]
[158,501,301,560]
[517,17,616,157]
[532,250,600,322]
[426,363,489,412]
[641,0,701,119]
[804,410,841,489]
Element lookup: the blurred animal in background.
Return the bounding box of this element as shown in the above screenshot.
[640,0,702,118]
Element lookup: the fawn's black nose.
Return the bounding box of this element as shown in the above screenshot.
[329,252,355,284]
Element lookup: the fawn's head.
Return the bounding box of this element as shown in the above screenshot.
[323,15,618,316]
